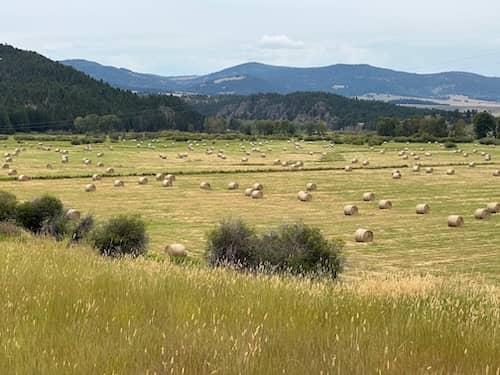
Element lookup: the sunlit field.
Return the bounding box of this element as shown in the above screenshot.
[0,238,499,374]
[0,137,498,280]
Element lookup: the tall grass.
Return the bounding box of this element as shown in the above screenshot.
[0,237,498,374]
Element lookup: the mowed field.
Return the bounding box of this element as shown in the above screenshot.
[1,137,499,280]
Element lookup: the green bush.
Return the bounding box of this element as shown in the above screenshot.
[206,219,344,279]
[69,215,95,246]
[0,190,18,222]
[205,218,258,268]
[259,223,344,278]
[92,215,148,257]
[15,195,66,236]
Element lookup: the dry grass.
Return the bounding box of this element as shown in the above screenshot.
[0,138,499,281]
[0,237,498,374]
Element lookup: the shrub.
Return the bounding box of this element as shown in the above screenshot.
[0,221,22,238]
[92,215,148,257]
[0,190,18,222]
[444,142,457,149]
[259,223,344,278]
[205,218,258,268]
[205,219,344,279]
[69,215,95,246]
[15,195,65,235]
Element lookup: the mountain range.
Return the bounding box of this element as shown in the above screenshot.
[62,59,500,102]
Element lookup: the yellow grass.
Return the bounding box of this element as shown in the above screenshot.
[0,138,498,280]
[0,237,499,374]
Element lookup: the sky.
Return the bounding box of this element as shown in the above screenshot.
[2,0,500,76]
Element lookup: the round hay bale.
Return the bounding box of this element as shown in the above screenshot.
[448,215,464,227]
[297,191,312,202]
[8,169,17,177]
[113,180,124,187]
[97,152,104,158]
[251,190,263,199]
[485,154,491,161]
[18,175,30,182]
[105,167,115,174]
[474,208,490,220]
[244,187,254,196]
[84,159,91,165]
[1,163,9,169]
[344,166,353,172]
[351,158,358,164]
[161,179,172,187]
[85,183,96,192]
[486,202,500,213]
[402,155,409,160]
[416,203,430,215]
[92,174,101,181]
[425,167,434,174]
[228,182,239,190]
[363,192,375,201]
[412,165,420,172]
[468,162,476,168]
[273,159,281,166]
[446,169,455,175]
[165,243,187,257]
[155,172,165,181]
[46,163,53,169]
[200,181,211,190]
[241,157,249,162]
[355,229,373,243]
[252,183,263,191]
[362,160,370,166]
[138,177,148,185]
[165,174,176,182]
[66,209,81,221]
[493,170,500,176]
[344,204,359,216]
[392,172,402,179]
[97,162,104,168]
[61,156,69,163]
[306,182,317,191]
[378,200,392,209]
[4,156,12,163]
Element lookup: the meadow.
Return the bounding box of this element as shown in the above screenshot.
[0,136,499,373]
[0,137,498,279]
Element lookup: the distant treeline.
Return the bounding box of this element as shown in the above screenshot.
[376,112,499,140]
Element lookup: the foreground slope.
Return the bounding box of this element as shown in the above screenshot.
[0,237,498,374]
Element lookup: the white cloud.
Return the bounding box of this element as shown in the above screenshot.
[259,35,305,50]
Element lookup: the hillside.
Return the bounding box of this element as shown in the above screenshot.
[187,92,459,130]
[62,60,500,101]
[0,45,203,132]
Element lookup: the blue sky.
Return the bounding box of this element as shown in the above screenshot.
[2,0,500,76]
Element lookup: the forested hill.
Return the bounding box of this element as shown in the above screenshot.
[0,44,204,133]
[187,93,460,130]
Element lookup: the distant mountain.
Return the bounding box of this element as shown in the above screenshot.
[62,60,500,101]
[0,45,203,132]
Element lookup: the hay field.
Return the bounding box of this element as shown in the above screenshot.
[0,137,499,280]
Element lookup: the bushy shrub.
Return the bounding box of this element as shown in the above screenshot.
[92,215,148,257]
[205,219,344,278]
[259,223,344,278]
[205,218,257,268]
[0,190,17,222]
[69,215,95,245]
[15,195,65,235]
[0,221,22,238]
